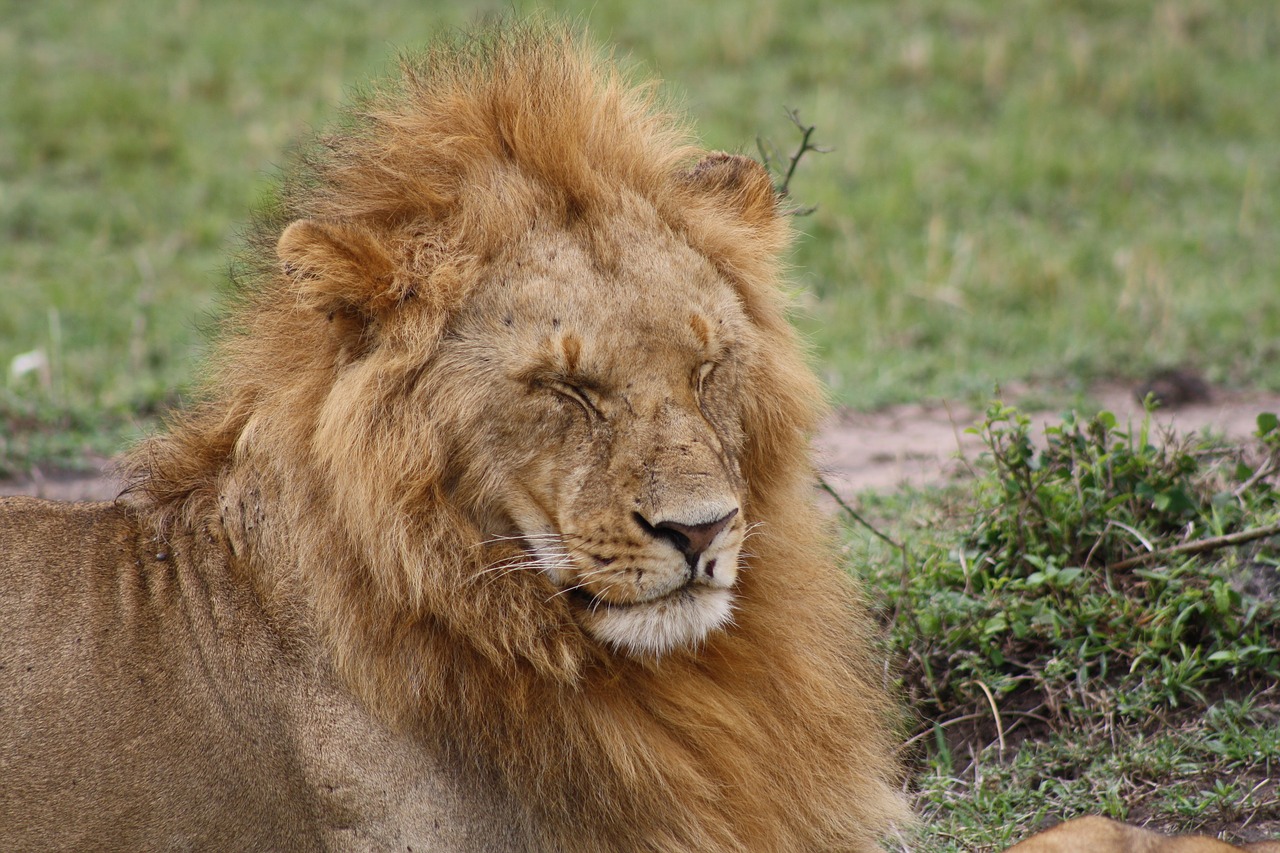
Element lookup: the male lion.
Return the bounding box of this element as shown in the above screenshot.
[0,24,908,852]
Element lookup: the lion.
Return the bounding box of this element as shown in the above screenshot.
[1005,816,1280,852]
[0,24,909,851]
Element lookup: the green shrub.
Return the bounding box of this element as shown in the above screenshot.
[864,402,1280,727]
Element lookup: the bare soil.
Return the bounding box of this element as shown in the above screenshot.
[6,384,1280,503]
[815,383,1280,497]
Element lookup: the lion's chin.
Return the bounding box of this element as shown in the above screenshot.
[575,586,735,657]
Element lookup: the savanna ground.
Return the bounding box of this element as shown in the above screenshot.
[2,2,1278,850]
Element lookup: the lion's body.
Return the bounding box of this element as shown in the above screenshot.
[1006,817,1280,853]
[0,497,530,850]
[0,24,907,851]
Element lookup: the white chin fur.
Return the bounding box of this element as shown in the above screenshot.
[585,587,734,657]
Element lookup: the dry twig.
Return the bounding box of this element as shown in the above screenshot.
[817,475,903,551]
[757,107,829,215]
[1106,522,1280,571]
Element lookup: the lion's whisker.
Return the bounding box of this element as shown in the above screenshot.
[542,565,619,604]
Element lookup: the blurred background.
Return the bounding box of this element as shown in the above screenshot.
[2,0,1278,468]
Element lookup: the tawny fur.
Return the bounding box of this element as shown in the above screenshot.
[4,24,908,851]
[1005,817,1280,853]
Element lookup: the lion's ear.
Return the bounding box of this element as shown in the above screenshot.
[277,218,403,316]
[685,153,780,231]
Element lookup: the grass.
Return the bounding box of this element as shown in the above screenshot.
[911,697,1280,850]
[841,402,1280,849]
[4,1,1280,471]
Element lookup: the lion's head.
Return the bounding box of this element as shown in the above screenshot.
[126,24,906,850]
[140,28,813,671]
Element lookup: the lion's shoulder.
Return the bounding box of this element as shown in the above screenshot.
[0,493,255,651]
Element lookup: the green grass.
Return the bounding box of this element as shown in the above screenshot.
[4,1,1280,471]
[912,698,1280,851]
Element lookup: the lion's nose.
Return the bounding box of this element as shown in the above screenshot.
[635,508,738,560]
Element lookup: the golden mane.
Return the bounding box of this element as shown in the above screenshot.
[123,22,908,851]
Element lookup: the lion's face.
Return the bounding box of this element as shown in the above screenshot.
[274,148,787,660]
[433,221,753,656]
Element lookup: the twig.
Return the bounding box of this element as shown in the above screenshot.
[898,712,988,752]
[756,107,830,215]
[779,108,825,196]
[972,679,1006,757]
[817,475,903,551]
[944,400,978,480]
[1106,522,1280,572]
[1235,458,1279,497]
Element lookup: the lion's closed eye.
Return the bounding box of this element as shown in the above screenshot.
[545,379,602,419]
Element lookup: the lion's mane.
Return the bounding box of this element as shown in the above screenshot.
[125,23,907,851]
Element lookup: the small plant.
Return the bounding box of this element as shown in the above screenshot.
[756,107,827,216]
[859,401,1280,733]
[834,403,1280,849]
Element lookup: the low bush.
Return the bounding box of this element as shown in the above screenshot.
[851,400,1280,732]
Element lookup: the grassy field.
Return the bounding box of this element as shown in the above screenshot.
[3,1,1280,849]
[3,0,1279,466]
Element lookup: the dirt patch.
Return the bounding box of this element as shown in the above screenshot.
[816,383,1280,498]
[6,384,1280,503]
[0,454,120,502]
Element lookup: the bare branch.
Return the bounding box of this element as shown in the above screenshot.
[1105,522,1280,572]
[757,107,829,215]
[776,107,826,198]
[817,475,903,551]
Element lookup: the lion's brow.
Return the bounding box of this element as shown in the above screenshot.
[688,313,715,353]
